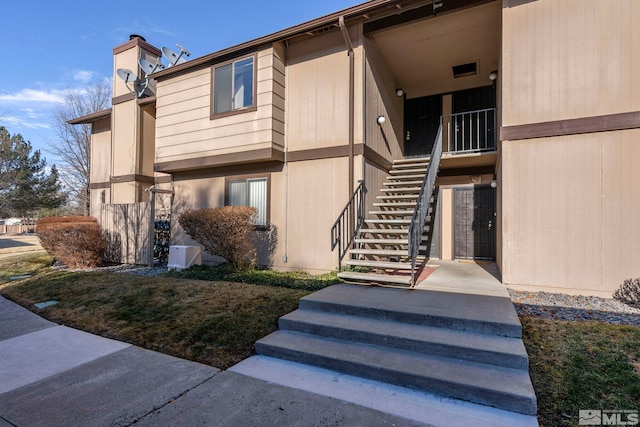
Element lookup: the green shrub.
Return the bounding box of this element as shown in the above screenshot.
[178,206,257,270]
[613,278,640,307]
[36,216,106,268]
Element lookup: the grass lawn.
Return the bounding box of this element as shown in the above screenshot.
[0,254,310,369]
[1,254,639,424]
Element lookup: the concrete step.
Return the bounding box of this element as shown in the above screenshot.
[279,309,529,370]
[231,356,539,427]
[298,284,523,338]
[342,259,414,270]
[255,330,536,415]
[337,271,412,286]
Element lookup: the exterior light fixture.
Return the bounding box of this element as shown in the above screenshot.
[396,88,404,97]
[377,115,386,125]
[491,181,498,188]
[489,71,498,81]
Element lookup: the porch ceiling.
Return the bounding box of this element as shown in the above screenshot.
[369,1,501,99]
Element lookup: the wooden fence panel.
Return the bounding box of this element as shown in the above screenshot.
[101,202,152,265]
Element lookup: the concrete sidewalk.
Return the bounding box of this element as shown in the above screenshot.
[0,295,423,426]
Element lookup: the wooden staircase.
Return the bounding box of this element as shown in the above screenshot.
[338,157,433,287]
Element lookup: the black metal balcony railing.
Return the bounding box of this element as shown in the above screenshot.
[441,108,496,154]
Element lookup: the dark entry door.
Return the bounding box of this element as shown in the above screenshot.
[454,185,495,260]
[404,95,441,157]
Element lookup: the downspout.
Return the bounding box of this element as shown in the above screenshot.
[283,40,290,263]
[339,16,355,195]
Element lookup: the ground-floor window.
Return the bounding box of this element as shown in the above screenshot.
[226,176,269,226]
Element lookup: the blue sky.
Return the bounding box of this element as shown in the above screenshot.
[0,0,361,165]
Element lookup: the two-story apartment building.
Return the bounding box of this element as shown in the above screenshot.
[71,0,640,297]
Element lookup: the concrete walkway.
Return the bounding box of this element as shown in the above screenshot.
[0,234,45,260]
[0,296,424,426]
[1,260,537,426]
[416,259,508,297]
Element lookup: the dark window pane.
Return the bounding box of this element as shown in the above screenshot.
[214,63,233,114]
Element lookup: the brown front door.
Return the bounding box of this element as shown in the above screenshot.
[454,185,495,260]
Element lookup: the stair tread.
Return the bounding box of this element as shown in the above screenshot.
[389,168,428,175]
[380,187,421,192]
[342,259,414,269]
[369,210,415,216]
[377,194,419,200]
[393,157,430,163]
[365,219,412,224]
[359,229,429,235]
[383,180,424,186]
[280,309,529,368]
[349,248,411,256]
[256,330,536,415]
[354,238,409,244]
[337,271,412,285]
[372,202,417,207]
[386,174,425,180]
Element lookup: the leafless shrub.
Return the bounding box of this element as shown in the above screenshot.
[178,206,257,270]
[37,216,106,268]
[613,278,640,308]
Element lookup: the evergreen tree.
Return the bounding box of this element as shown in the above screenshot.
[0,126,67,217]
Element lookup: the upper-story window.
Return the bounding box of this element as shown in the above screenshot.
[212,55,256,117]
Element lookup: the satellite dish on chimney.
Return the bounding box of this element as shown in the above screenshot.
[116,68,148,98]
[117,68,137,83]
[139,57,165,75]
[162,43,190,67]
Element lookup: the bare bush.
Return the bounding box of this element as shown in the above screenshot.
[178,206,257,270]
[613,278,640,308]
[37,216,106,268]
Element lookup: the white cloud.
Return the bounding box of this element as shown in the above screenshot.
[0,114,51,130]
[73,70,95,83]
[0,89,65,103]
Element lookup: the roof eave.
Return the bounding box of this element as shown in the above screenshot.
[67,108,112,125]
[152,0,402,80]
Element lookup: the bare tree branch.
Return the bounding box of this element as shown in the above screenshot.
[51,80,111,215]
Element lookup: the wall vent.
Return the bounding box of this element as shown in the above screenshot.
[452,62,478,78]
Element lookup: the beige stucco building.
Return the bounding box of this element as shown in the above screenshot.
[71,0,640,297]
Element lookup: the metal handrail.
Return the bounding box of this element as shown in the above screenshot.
[408,125,443,286]
[441,108,496,154]
[331,180,367,270]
